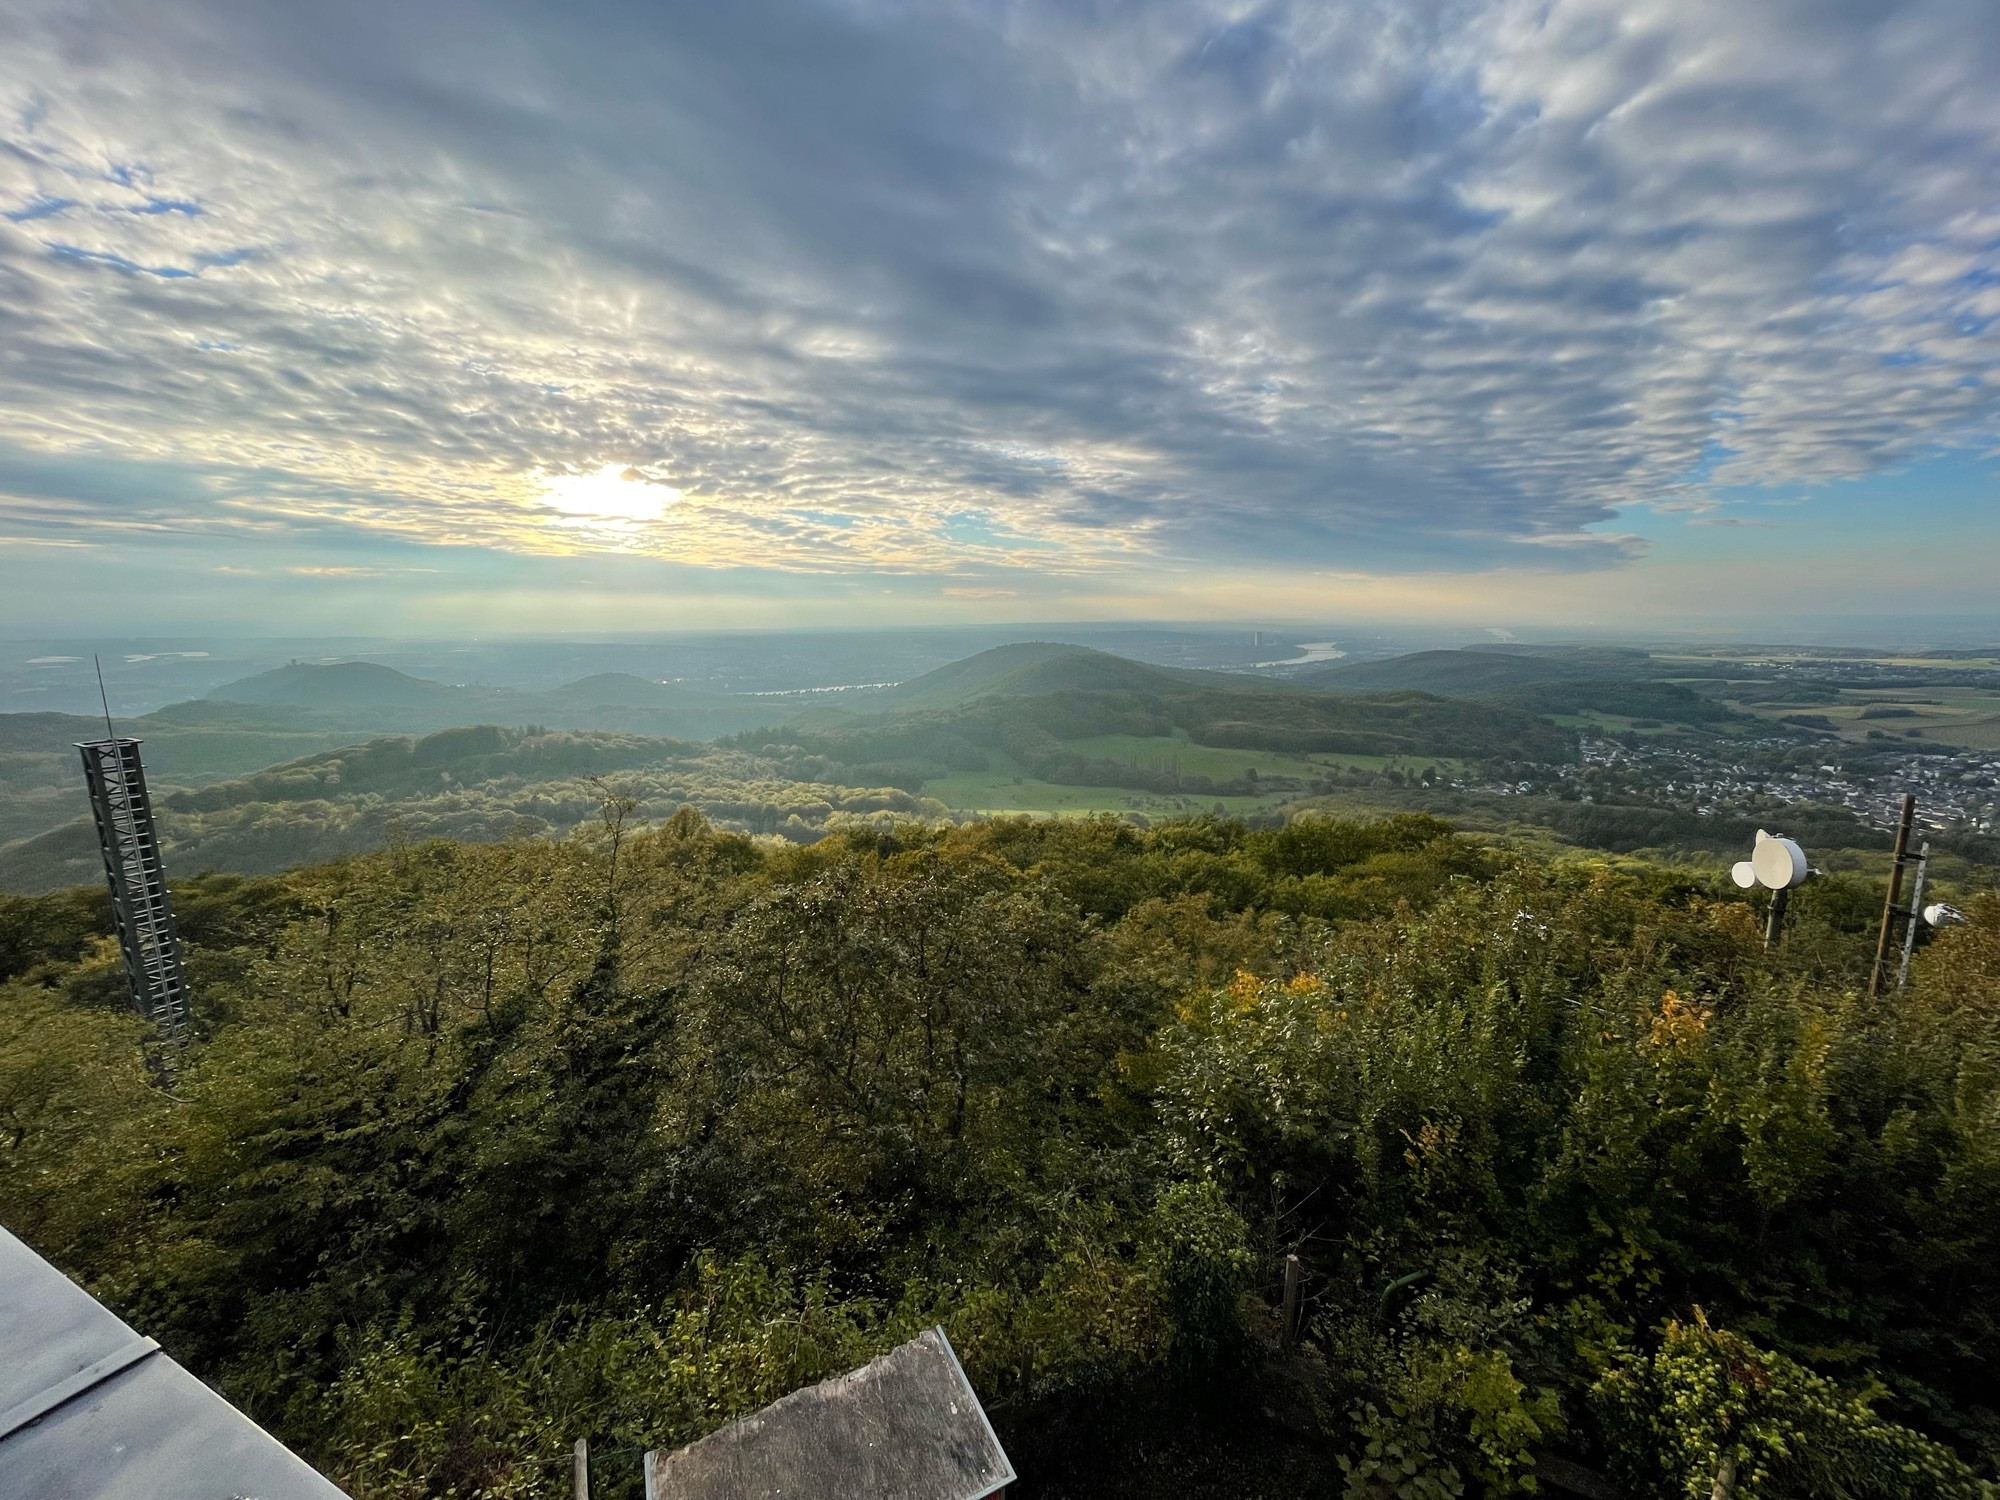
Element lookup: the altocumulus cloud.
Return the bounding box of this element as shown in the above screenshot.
[0,0,1996,580]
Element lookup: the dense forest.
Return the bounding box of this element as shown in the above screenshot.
[3,805,1997,1498]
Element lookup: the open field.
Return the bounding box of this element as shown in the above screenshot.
[1723,686,2000,745]
[1659,647,2000,747]
[925,748,1291,819]
[1656,649,2000,670]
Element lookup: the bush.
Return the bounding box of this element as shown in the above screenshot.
[1593,1313,1992,1499]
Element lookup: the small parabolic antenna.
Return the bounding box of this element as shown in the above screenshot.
[1733,830,1809,892]
[1924,902,1967,928]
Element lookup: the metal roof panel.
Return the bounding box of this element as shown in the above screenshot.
[0,1223,142,1417]
[0,1225,349,1500]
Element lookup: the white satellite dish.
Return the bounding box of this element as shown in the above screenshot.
[1750,829,1809,891]
[1731,861,1757,889]
[1924,902,1967,927]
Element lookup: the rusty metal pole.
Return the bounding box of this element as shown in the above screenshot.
[1868,795,1916,998]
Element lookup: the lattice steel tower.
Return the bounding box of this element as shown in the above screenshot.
[77,734,192,1047]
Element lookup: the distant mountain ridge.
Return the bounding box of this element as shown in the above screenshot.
[758,644,1570,789]
[210,661,462,708]
[1300,647,1661,694]
[207,662,776,738]
[5,641,1732,892]
[1296,648,1744,728]
[871,642,1235,710]
[0,704,373,853]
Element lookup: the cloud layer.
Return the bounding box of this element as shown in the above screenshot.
[1,0,1996,585]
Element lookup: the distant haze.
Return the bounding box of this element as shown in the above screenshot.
[10,620,2000,724]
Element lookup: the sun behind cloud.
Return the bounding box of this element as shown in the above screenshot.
[539,465,683,530]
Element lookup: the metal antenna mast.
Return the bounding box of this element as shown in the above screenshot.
[76,658,192,1070]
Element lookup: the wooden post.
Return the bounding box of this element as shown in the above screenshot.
[1279,1253,1302,1349]
[1868,795,1916,998]
[573,1437,590,1500]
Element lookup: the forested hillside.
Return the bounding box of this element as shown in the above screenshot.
[0,699,371,848]
[206,662,782,740]
[0,647,1573,892]
[0,726,954,891]
[4,642,1992,901]
[3,811,1996,1498]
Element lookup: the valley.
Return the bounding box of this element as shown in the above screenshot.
[3,637,1997,894]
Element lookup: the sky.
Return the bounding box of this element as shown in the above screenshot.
[1,0,1997,636]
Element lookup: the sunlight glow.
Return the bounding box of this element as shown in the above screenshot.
[540,465,682,529]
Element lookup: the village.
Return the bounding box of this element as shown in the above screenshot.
[1559,736,2000,838]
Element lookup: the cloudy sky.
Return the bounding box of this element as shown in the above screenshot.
[1,0,1996,634]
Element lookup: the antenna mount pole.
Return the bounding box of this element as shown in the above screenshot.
[1896,842,1930,993]
[1764,887,1790,950]
[1868,794,1917,999]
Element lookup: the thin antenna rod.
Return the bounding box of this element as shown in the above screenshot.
[94,653,117,740]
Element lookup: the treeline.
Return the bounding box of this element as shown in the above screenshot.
[162,724,689,812]
[738,685,1570,791]
[1437,791,1897,858]
[1499,678,1743,726]
[3,812,1996,1498]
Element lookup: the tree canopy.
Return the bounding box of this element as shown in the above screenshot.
[2,809,1995,1498]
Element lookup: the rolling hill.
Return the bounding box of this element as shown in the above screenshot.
[535,672,728,712]
[23,641,1853,892]
[0,664,796,885]
[0,723,954,891]
[2,642,1580,890]
[0,703,373,850]
[207,662,781,739]
[1299,646,1658,694]
[1295,647,1744,728]
[872,642,1223,710]
[749,645,1572,792]
[211,660,464,708]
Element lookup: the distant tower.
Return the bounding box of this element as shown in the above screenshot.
[77,734,192,1048]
